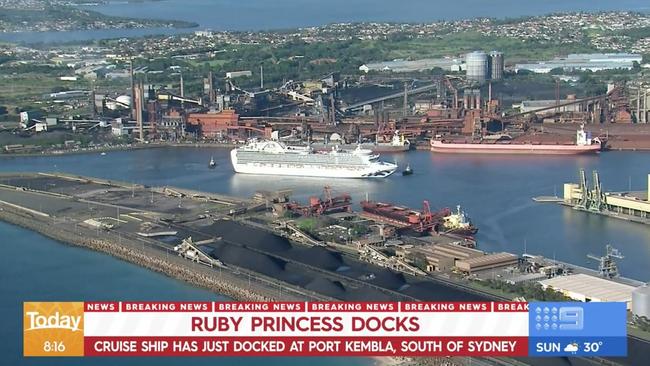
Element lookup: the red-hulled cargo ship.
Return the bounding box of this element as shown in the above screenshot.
[360,200,479,240]
[360,200,451,234]
[431,125,602,155]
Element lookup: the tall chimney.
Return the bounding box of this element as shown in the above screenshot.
[330,96,336,125]
[260,65,264,89]
[208,71,214,103]
[403,82,408,118]
[180,73,184,97]
[135,82,144,141]
[130,59,136,119]
[488,81,492,102]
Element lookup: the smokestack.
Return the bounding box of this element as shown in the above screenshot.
[403,82,408,118]
[180,73,185,98]
[260,65,264,89]
[135,82,144,141]
[208,71,214,103]
[488,81,492,102]
[330,96,336,125]
[130,59,136,119]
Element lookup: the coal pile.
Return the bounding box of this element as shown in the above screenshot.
[207,220,291,252]
[208,241,286,277]
[290,247,345,271]
[304,278,347,298]
[366,269,407,291]
[345,287,393,302]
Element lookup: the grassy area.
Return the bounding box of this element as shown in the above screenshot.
[377,32,598,63]
[465,280,514,300]
[0,73,87,116]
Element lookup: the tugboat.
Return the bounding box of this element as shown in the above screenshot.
[208,156,217,169]
[402,164,413,176]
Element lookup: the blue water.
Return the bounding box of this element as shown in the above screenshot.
[1,148,649,281]
[1,0,649,43]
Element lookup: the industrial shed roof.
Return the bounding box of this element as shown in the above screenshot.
[540,273,636,303]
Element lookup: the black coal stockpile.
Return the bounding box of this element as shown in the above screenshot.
[367,269,407,291]
[304,278,347,298]
[289,246,345,271]
[203,220,484,303]
[208,241,286,277]
[207,220,291,252]
[345,287,392,302]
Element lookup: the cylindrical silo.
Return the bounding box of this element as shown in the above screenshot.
[489,50,504,80]
[466,51,488,84]
[632,285,650,319]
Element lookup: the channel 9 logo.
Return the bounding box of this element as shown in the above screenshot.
[533,305,584,331]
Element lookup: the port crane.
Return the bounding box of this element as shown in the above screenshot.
[576,169,608,212]
[284,186,352,217]
[587,244,624,278]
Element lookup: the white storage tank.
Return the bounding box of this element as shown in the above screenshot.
[115,95,131,108]
[466,51,488,84]
[489,51,504,80]
[632,285,650,319]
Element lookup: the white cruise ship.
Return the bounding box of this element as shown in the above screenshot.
[230,140,398,178]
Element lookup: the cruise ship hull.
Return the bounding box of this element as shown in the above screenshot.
[430,141,601,155]
[230,150,397,178]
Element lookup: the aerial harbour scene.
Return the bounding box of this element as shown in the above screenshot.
[3,0,650,365]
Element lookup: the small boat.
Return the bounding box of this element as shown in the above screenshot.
[100,152,106,156]
[208,156,216,169]
[402,164,413,176]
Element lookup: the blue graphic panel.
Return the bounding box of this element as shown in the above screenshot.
[528,302,627,357]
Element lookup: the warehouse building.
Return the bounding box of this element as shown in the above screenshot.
[539,273,636,309]
[455,252,519,274]
[515,95,583,114]
[226,70,253,79]
[359,58,464,73]
[515,53,642,74]
[398,243,483,273]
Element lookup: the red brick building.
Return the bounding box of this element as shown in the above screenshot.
[187,110,240,138]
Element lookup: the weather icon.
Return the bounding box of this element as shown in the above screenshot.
[564,342,579,353]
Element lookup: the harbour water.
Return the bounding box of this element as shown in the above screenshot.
[2,0,650,43]
[2,148,650,363]
[1,148,649,281]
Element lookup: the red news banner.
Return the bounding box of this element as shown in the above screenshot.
[25,301,530,357]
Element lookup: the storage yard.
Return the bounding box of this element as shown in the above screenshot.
[0,173,489,302]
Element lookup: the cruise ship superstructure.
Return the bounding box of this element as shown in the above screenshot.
[230,140,398,178]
